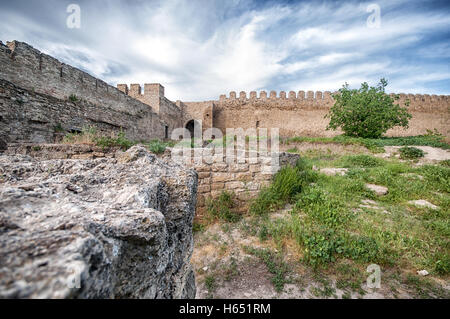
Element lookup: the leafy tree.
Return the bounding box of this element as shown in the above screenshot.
[326,79,412,138]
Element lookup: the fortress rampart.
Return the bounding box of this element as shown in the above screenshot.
[0,39,448,146]
[217,90,449,111]
[0,40,168,143]
[0,78,163,144]
[117,83,183,136]
[209,90,449,138]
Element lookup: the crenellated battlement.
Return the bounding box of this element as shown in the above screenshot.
[117,83,165,100]
[117,82,183,133]
[217,90,450,111]
[219,90,337,101]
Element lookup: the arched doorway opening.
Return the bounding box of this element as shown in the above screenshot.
[185,119,200,138]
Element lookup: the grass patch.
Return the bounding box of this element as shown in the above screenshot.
[193,222,206,233]
[243,246,289,292]
[222,256,239,281]
[63,126,134,150]
[399,146,425,160]
[68,94,78,102]
[339,154,385,168]
[245,152,449,279]
[282,133,449,152]
[250,158,318,215]
[204,275,216,298]
[206,191,241,223]
[62,126,177,153]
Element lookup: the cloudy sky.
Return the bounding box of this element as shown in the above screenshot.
[0,0,449,101]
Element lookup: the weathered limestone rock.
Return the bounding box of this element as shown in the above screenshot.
[408,200,439,210]
[365,184,388,196]
[417,270,429,276]
[319,167,348,176]
[0,138,6,152]
[0,146,197,299]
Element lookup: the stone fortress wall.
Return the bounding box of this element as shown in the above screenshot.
[0,78,162,144]
[171,148,299,219]
[2,40,447,146]
[0,41,168,143]
[117,83,184,137]
[207,90,449,139]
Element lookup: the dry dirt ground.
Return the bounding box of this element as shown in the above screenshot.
[377,146,450,164]
[279,142,369,156]
[192,214,424,299]
[191,143,450,299]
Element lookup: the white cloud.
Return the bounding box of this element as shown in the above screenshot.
[0,0,449,100]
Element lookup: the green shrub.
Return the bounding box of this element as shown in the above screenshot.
[341,154,384,168]
[147,140,167,154]
[69,94,78,102]
[434,252,450,275]
[96,131,134,150]
[326,79,412,138]
[250,158,317,215]
[114,131,134,149]
[398,146,425,159]
[301,227,344,267]
[206,191,240,222]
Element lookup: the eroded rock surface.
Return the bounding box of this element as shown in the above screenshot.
[0,146,197,299]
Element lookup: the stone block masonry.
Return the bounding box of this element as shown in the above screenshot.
[0,78,164,145]
[117,83,184,136]
[170,147,300,220]
[212,91,450,139]
[0,40,168,143]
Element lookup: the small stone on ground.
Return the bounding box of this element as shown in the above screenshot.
[365,184,388,196]
[320,167,348,176]
[408,200,439,210]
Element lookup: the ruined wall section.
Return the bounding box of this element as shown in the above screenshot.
[170,147,299,220]
[0,40,167,141]
[0,78,164,145]
[213,91,450,138]
[176,101,214,132]
[117,83,184,136]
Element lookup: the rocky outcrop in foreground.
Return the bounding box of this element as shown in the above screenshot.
[0,146,197,298]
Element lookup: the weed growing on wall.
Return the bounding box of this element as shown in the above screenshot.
[250,158,318,215]
[63,126,134,150]
[69,94,78,102]
[206,191,240,223]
